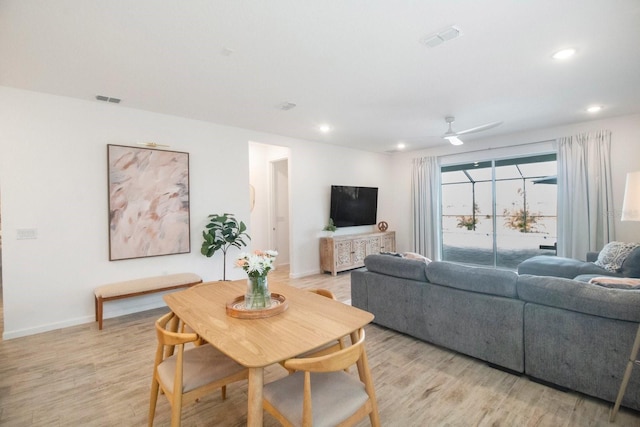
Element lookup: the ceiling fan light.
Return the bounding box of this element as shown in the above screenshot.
[445,136,464,146]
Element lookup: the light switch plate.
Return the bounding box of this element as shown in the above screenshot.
[17,228,38,240]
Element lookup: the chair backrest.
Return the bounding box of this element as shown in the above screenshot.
[156,310,196,340]
[154,311,199,361]
[307,288,337,300]
[272,328,378,426]
[283,328,365,373]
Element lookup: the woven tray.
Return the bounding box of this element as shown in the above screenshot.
[225,293,288,319]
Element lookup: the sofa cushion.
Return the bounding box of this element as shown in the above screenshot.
[517,274,640,322]
[517,255,614,279]
[594,241,640,272]
[363,254,428,282]
[425,261,518,298]
[620,247,640,278]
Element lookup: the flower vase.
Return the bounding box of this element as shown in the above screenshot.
[245,275,271,309]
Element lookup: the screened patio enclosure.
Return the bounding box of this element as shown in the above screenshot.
[441,154,557,270]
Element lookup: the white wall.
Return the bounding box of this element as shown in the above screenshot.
[391,113,640,253]
[0,86,394,338]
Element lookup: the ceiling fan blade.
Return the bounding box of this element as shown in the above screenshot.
[455,121,503,136]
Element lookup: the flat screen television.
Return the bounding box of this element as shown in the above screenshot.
[330,185,378,227]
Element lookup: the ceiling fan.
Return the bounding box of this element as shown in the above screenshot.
[442,116,503,145]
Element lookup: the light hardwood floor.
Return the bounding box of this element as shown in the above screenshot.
[1,267,639,426]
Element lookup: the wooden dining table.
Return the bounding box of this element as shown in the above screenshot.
[163,279,376,426]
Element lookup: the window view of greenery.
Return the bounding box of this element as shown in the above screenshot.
[441,154,557,270]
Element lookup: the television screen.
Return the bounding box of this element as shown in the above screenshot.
[330,185,378,227]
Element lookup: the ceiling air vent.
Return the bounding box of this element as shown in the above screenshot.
[96,95,121,104]
[277,102,296,111]
[421,25,462,48]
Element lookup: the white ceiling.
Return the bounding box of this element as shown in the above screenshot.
[1,0,639,153]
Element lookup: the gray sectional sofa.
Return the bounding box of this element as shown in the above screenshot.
[351,254,640,411]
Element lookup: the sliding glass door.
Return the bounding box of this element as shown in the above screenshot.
[441,154,557,269]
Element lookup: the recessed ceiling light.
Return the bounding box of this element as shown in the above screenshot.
[318,124,332,133]
[587,105,603,113]
[397,142,406,150]
[552,48,576,60]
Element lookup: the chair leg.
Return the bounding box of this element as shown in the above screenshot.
[149,377,160,427]
[357,344,381,427]
[171,390,183,427]
[221,385,227,400]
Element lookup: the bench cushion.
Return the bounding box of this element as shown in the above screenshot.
[95,273,202,298]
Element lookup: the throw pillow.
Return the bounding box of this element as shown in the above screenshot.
[621,247,640,278]
[403,252,432,264]
[588,276,640,289]
[594,241,640,272]
[380,251,402,257]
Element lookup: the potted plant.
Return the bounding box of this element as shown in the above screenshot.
[236,250,278,309]
[201,213,251,280]
[323,218,337,236]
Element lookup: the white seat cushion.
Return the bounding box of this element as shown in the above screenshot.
[263,371,369,427]
[157,344,246,393]
[94,273,201,298]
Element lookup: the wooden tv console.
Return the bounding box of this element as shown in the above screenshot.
[320,231,395,276]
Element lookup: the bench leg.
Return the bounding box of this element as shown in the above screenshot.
[96,296,104,330]
[94,280,201,331]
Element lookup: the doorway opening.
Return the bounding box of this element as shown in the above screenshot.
[248,142,291,272]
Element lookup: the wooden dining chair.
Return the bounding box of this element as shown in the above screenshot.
[302,289,347,355]
[263,327,380,427]
[308,288,336,300]
[280,289,348,375]
[149,311,249,427]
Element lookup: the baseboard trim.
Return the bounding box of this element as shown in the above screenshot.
[3,315,94,340]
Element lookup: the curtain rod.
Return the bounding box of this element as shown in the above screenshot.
[436,138,556,159]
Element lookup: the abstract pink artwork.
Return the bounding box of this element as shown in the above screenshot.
[107,144,190,260]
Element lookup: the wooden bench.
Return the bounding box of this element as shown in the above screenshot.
[94,272,202,330]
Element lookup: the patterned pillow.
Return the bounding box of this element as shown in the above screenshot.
[403,252,432,264]
[594,242,640,272]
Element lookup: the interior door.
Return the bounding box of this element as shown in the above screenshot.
[271,159,290,267]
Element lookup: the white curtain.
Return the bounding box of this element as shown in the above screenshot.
[412,156,441,260]
[557,130,614,259]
